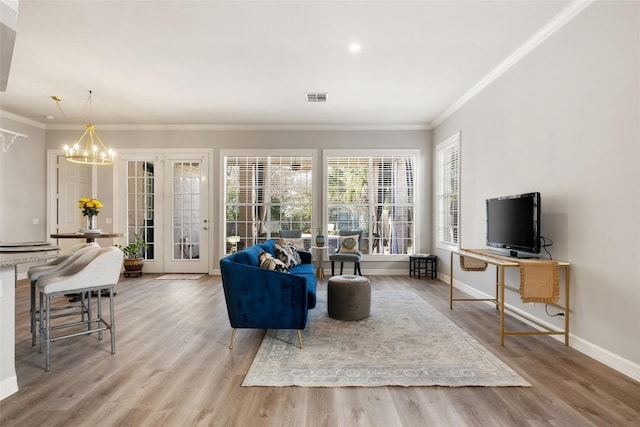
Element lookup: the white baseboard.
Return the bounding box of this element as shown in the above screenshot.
[570,335,640,383]
[441,272,640,383]
[0,375,18,401]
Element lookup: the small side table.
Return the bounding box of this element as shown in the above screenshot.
[409,254,438,279]
[311,246,329,279]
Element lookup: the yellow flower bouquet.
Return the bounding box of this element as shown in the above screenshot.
[78,197,103,216]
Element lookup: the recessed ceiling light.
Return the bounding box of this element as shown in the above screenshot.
[43,115,54,120]
[349,43,361,53]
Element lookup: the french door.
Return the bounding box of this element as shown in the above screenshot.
[118,152,210,273]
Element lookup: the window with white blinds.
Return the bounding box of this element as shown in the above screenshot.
[326,151,416,255]
[224,155,313,254]
[436,133,460,249]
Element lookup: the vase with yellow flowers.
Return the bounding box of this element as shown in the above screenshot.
[78,197,103,232]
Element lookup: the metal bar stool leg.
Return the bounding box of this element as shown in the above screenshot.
[87,291,92,332]
[31,281,37,346]
[39,291,44,353]
[45,295,52,371]
[97,290,103,341]
[110,287,116,354]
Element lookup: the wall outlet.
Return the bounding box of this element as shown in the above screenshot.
[32,218,39,225]
[105,217,113,225]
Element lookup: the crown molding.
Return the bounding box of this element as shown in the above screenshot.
[430,0,594,128]
[44,123,432,132]
[0,110,46,129]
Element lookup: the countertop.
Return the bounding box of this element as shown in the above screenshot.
[0,243,61,267]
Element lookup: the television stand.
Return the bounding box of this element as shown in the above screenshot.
[449,248,571,346]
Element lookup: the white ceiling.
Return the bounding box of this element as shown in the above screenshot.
[0,0,574,128]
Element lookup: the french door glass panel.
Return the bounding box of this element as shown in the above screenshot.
[165,156,209,272]
[172,161,201,260]
[126,161,155,260]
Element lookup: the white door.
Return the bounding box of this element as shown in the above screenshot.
[118,152,210,273]
[55,155,92,250]
[163,155,209,273]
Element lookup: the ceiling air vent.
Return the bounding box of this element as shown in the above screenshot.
[306,93,328,103]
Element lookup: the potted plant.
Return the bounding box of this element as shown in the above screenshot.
[118,231,147,277]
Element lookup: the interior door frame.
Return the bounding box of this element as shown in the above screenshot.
[47,149,98,245]
[115,148,215,274]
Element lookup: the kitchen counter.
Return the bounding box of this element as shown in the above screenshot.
[1,246,62,400]
[0,248,61,267]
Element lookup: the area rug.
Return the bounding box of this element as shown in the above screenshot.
[242,290,530,387]
[155,274,205,280]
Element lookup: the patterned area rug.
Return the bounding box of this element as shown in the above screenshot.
[155,274,205,280]
[243,290,530,387]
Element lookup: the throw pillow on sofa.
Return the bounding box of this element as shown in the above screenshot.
[275,241,302,268]
[339,234,360,254]
[259,250,289,273]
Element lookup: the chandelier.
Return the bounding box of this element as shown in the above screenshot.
[60,91,115,165]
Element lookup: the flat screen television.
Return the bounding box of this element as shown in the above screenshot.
[486,192,541,257]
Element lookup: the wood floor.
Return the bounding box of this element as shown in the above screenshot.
[1,274,639,427]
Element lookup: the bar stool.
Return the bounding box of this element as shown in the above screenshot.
[37,246,123,371]
[28,242,99,345]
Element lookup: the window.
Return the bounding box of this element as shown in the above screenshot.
[223,154,313,254]
[326,150,417,255]
[436,132,460,249]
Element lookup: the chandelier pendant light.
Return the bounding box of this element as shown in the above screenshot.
[62,91,115,165]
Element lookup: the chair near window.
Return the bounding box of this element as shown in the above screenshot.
[329,230,363,276]
[279,230,302,239]
[278,229,308,251]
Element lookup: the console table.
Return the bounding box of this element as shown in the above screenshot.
[450,249,571,346]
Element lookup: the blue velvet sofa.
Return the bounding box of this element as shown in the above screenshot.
[219,239,317,348]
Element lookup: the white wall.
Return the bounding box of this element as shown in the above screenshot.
[433,1,640,377]
[0,116,46,242]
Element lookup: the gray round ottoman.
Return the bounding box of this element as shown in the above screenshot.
[327,275,371,321]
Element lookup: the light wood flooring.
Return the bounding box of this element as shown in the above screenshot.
[1,274,639,426]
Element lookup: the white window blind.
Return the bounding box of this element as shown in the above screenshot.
[224,155,313,254]
[436,133,460,248]
[326,153,416,255]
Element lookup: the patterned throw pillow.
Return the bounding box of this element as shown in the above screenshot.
[339,234,360,254]
[274,241,302,268]
[259,250,289,273]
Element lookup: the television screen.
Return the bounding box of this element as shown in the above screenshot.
[486,192,540,256]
